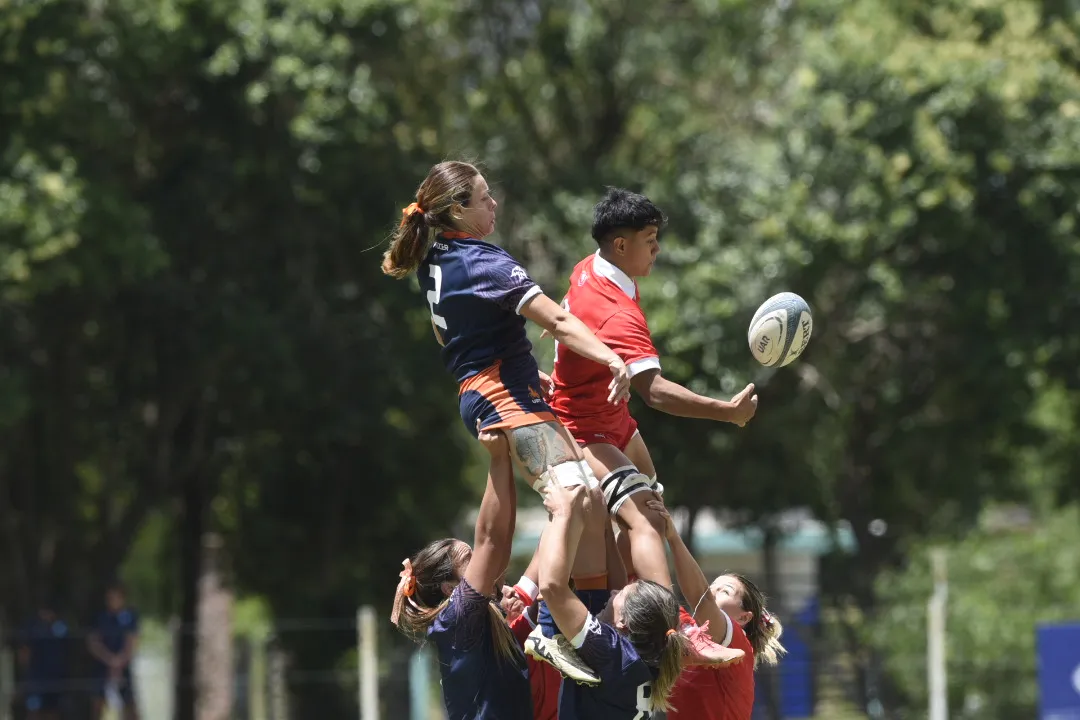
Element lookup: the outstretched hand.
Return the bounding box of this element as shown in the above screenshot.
[728,383,758,427]
[645,493,677,541]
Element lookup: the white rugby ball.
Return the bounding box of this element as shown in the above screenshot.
[748,292,813,368]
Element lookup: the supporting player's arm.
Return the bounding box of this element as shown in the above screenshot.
[646,496,729,642]
[631,369,758,426]
[502,536,542,616]
[605,520,629,592]
[463,429,518,596]
[520,294,630,403]
[537,482,590,639]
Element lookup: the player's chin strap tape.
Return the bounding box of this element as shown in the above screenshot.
[600,465,655,514]
[532,459,599,492]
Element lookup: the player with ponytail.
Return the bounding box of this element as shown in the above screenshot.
[535,480,687,718]
[646,496,786,720]
[384,161,637,683]
[381,161,630,477]
[390,429,533,719]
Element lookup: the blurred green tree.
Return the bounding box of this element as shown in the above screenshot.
[869,505,1080,718]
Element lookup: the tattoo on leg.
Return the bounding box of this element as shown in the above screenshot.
[509,423,576,479]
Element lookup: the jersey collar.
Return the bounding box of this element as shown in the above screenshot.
[593,250,637,300]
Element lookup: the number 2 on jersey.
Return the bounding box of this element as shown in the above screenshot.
[428,265,448,330]
[427,264,448,345]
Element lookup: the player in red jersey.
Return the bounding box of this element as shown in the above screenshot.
[545,188,757,662]
[647,495,786,719]
[508,603,562,720]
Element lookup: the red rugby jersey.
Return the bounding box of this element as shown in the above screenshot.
[550,252,660,438]
[668,607,757,720]
[509,612,561,720]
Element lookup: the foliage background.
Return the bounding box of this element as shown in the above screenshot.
[2,0,1079,717]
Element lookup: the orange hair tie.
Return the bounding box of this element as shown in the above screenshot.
[389,558,418,626]
[666,629,678,638]
[398,558,417,597]
[400,202,424,226]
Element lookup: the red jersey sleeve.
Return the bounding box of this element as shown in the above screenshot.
[509,610,535,649]
[597,309,660,377]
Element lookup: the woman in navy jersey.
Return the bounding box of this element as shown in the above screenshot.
[391,429,533,720]
[382,161,630,499]
[535,482,686,719]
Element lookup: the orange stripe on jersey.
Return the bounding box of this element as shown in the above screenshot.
[459,360,556,432]
[459,360,507,399]
[484,412,556,432]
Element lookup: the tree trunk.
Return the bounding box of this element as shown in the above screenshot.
[174,469,206,720]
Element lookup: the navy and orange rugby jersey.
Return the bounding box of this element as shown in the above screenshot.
[419,232,556,435]
[429,578,534,720]
[418,232,543,382]
[559,612,658,720]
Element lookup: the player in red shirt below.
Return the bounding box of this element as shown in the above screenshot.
[508,601,561,720]
[545,188,758,662]
[646,495,786,720]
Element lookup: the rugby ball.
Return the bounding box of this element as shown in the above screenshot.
[748,292,813,368]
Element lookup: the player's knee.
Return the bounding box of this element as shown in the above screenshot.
[600,465,654,516]
[615,490,667,541]
[623,493,665,538]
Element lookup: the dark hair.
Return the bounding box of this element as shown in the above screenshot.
[391,538,519,664]
[728,572,786,667]
[620,579,685,711]
[591,187,667,246]
[382,161,481,278]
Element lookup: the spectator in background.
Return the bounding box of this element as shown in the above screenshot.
[16,599,70,720]
[87,583,140,720]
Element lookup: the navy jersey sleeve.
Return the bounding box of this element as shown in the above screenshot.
[438,578,493,651]
[468,246,542,314]
[574,614,637,682]
[126,609,140,634]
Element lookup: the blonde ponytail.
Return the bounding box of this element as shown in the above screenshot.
[650,630,686,711]
[753,610,786,668]
[621,580,685,712]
